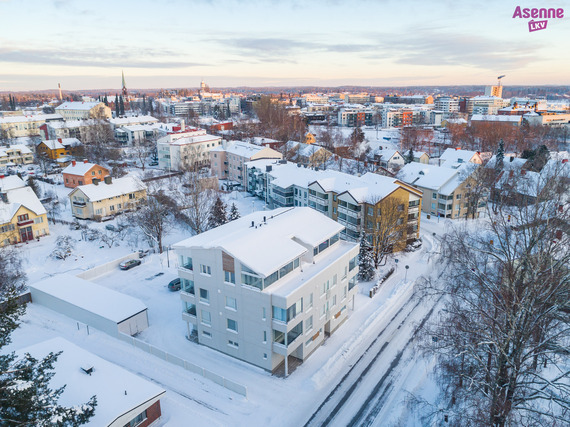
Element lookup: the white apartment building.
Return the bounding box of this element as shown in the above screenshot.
[157,128,222,171]
[210,140,282,187]
[434,96,459,114]
[55,101,112,120]
[173,207,359,375]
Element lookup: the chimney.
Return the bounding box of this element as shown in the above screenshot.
[251,221,255,228]
[72,160,76,166]
[92,178,99,185]
[83,159,88,164]
[104,176,112,185]
[58,138,62,143]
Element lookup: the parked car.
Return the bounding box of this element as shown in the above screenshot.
[148,161,159,166]
[105,224,116,231]
[168,278,181,291]
[119,259,141,270]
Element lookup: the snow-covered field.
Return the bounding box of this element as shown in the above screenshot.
[6,162,476,426]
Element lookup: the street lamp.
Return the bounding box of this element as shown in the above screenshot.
[394,258,399,270]
[405,265,409,281]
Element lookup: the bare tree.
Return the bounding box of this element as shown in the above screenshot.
[130,192,172,253]
[417,169,570,426]
[365,197,407,268]
[173,170,218,235]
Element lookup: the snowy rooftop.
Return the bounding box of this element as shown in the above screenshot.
[373,148,401,160]
[0,175,26,191]
[41,138,81,150]
[485,155,528,170]
[471,114,522,123]
[55,101,102,111]
[16,337,164,427]
[0,113,62,124]
[62,161,106,176]
[47,119,100,129]
[0,185,47,224]
[211,140,267,158]
[397,162,471,195]
[109,115,158,126]
[250,136,279,146]
[0,144,32,155]
[71,176,146,202]
[29,274,148,323]
[158,133,220,146]
[174,207,344,278]
[438,148,480,167]
[247,160,410,203]
[402,149,428,158]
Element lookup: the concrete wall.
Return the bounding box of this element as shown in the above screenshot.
[29,286,120,336]
[76,252,140,281]
[118,310,149,336]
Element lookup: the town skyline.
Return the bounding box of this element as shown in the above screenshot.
[1,0,569,91]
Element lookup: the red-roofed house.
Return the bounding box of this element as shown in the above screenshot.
[62,160,110,188]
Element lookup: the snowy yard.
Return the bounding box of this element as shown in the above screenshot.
[4,206,464,426]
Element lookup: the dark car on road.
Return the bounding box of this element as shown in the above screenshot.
[119,259,142,270]
[168,278,181,291]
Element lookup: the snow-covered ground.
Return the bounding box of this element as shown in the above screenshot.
[5,204,468,426]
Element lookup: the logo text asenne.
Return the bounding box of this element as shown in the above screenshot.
[512,6,564,32]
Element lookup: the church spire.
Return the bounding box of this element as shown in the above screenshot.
[122,70,128,96]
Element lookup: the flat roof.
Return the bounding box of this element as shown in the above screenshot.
[29,274,147,324]
[17,337,164,426]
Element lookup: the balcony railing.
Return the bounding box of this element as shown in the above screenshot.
[72,200,86,207]
[17,219,33,227]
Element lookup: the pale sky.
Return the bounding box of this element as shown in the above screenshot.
[1,0,569,91]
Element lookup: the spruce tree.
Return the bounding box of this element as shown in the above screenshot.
[142,96,147,114]
[495,138,505,172]
[103,94,109,107]
[0,248,97,425]
[149,98,154,115]
[357,232,375,282]
[115,94,120,117]
[228,203,240,221]
[27,177,42,199]
[208,197,228,229]
[119,96,125,116]
[406,148,414,164]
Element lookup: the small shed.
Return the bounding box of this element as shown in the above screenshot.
[29,274,148,336]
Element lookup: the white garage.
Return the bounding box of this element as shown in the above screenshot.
[29,274,149,336]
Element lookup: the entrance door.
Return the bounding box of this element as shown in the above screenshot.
[20,226,33,242]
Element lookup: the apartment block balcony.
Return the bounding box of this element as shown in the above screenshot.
[72,200,86,207]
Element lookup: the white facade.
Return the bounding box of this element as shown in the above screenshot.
[157,129,222,171]
[173,207,359,374]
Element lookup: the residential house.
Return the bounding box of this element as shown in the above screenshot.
[55,101,112,120]
[17,338,165,427]
[402,150,430,164]
[157,128,222,171]
[285,141,333,168]
[62,160,110,188]
[397,162,487,219]
[0,175,49,245]
[210,141,282,187]
[69,176,147,220]
[372,148,405,170]
[173,207,359,375]
[109,115,159,129]
[44,119,111,141]
[36,138,81,160]
[437,148,483,167]
[0,144,34,166]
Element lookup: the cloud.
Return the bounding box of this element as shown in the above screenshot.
[0,48,206,69]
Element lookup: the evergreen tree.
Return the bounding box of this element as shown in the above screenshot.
[495,138,504,172]
[0,248,97,425]
[148,98,154,115]
[27,177,42,199]
[228,203,240,221]
[115,94,119,117]
[208,197,227,229]
[357,233,375,282]
[119,96,125,116]
[406,148,414,164]
[142,96,147,114]
[103,94,109,107]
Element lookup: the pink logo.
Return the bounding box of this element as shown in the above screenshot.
[512,6,564,32]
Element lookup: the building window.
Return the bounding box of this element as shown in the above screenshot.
[224,270,235,284]
[306,315,313,333]
[272,306,287,323]
[263,353,268,360]
[333,274,337,286]
[262,307,266,320]
[263,330,267,343]
[227,318,238,332]
[367,207,373,216]
[343,286,347,300]
[200,264,211,275]
[432,192,437,199]
[307,293,313,310]
[321,304,326,317]
[199,288,209,303]
[332,295,337,307]
[228,340,239,348]
[202,330,212,338]
[226,296,237,310]
[126,410,147,427]
[201,310,211,326]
